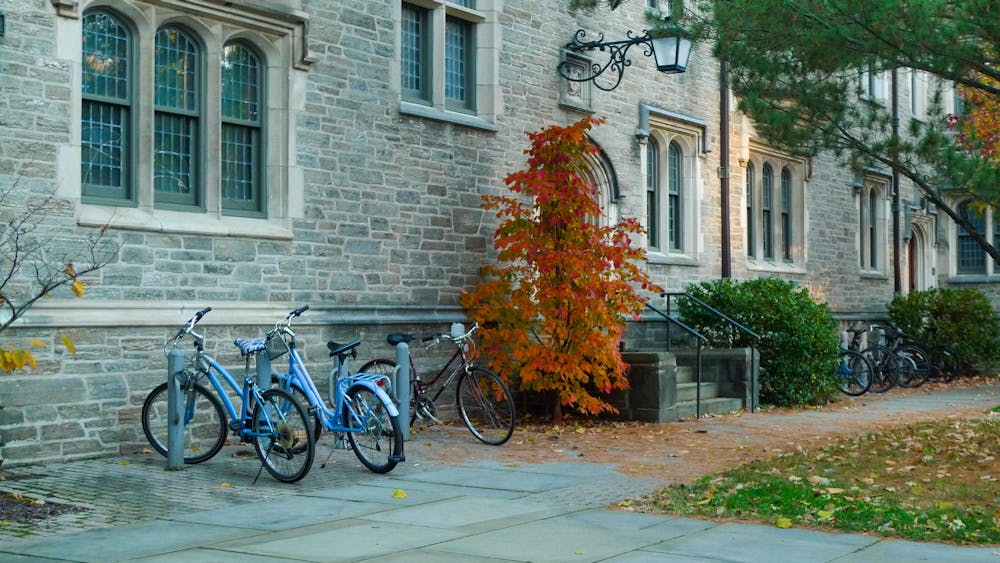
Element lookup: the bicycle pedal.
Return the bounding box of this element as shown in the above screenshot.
[388,455,405,463]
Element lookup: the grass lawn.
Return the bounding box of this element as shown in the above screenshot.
[627,410,1000,545]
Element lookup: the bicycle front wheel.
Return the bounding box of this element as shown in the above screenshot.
[271,374,322,444]
[864,345,899,394]
[895,344,930,388]
[836,350,872,396]
[344,384,403,474]
[456,367,515,445]
[929,345,961,382]
[141,381,227,464]
[252,388,315,483]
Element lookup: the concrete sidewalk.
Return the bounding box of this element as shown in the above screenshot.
[0,385,998,562]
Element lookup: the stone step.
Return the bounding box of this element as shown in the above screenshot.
[677,381,717,402]
[675,396,745,419]
[675,365,695,383]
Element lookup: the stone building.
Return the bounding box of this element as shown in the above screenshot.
[0,0,990,465]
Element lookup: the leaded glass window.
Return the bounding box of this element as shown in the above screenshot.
[957,202,986,274]
[646,139,659,250]
[401,3,429,103]
[762,163,774,259]
[445,17,474,111]
[746,163,755,258]
[154,26,200,207]
[82,10,131,202]
[780,167,792,260]
[668,142,682,251]
[868,190,878,269]
[221,41,263,215]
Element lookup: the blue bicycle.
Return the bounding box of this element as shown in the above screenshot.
[267,306,405,474]
[141,308,316,483]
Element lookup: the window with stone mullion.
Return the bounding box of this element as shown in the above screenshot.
[746,163,755,259]
[221,42,263,215]
[957,203,986,274]
[646,139,660,250]
[762,164,774,259]
[81,10,131,202]
[780,168,792,261]
[667,142,682,251]
[444,16,474,112]
[153,26,200,207]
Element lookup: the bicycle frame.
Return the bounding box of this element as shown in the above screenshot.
[176,345,282,443]
[410,344,472,404]
[275,336,400,433]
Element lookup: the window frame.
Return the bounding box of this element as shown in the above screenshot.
[81,8,135,205]
[745,145,807,269]
[61,0,309,239]
[643,121,702,263]
[858,175,889,275]
[396,0,499,130]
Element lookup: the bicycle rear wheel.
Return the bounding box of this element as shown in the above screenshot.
[358,358,429,426]
[863,345,898,394]
[141,380,227,464]
[344,384,403,474]
[456,367,516,445]
[835,350,872,396]
[252,388,315,483]
[929,345,961,382]
[895,344,930,388]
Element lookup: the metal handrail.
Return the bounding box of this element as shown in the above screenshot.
[645,302,708,419]
[661,292,761,414]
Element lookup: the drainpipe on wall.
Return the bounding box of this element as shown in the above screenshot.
[891,68,902,294]
[720,59,732,279]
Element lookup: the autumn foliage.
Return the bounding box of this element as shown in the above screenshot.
[951,76,1000,162]
[460,117,661,422]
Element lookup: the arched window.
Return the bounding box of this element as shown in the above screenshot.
[221,41,264,215]
[668,142,683,251]
[154,25,201,207]
[81,10,132,202]
[646,138,660,249]
[780,167,792,260]
[868,190,877,269]
[746,162,755,258]
[762,163,774,259]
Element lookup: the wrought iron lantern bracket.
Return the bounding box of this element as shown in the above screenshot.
[557,29,653,92]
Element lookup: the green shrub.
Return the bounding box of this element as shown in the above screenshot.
[679,278,840,407]
[887,288,1000,373]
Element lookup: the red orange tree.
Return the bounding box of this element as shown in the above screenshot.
[461,117,660,423]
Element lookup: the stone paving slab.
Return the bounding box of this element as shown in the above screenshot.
[0,520,262,562]
[218,520,466,561]
[832,539,1000,562]
[168,495,392,531]
[646,521,880,562]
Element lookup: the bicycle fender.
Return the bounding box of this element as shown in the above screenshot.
[350,381,400,418]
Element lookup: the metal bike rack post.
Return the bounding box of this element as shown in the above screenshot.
[166,347,186,470]
[395,342,410,441]
[255,350,271,388]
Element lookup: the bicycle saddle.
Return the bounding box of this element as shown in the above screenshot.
[327,339,361,358]
[386,333,416,346]
[234,338,266,356]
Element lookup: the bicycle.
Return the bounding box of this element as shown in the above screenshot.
[141,307,316,483]
[845,322,899,394]
[267,306,405,474]
[835,332,873,396]
[359,322,516,446]
[928,343,961,382]
[878,321,931,389]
